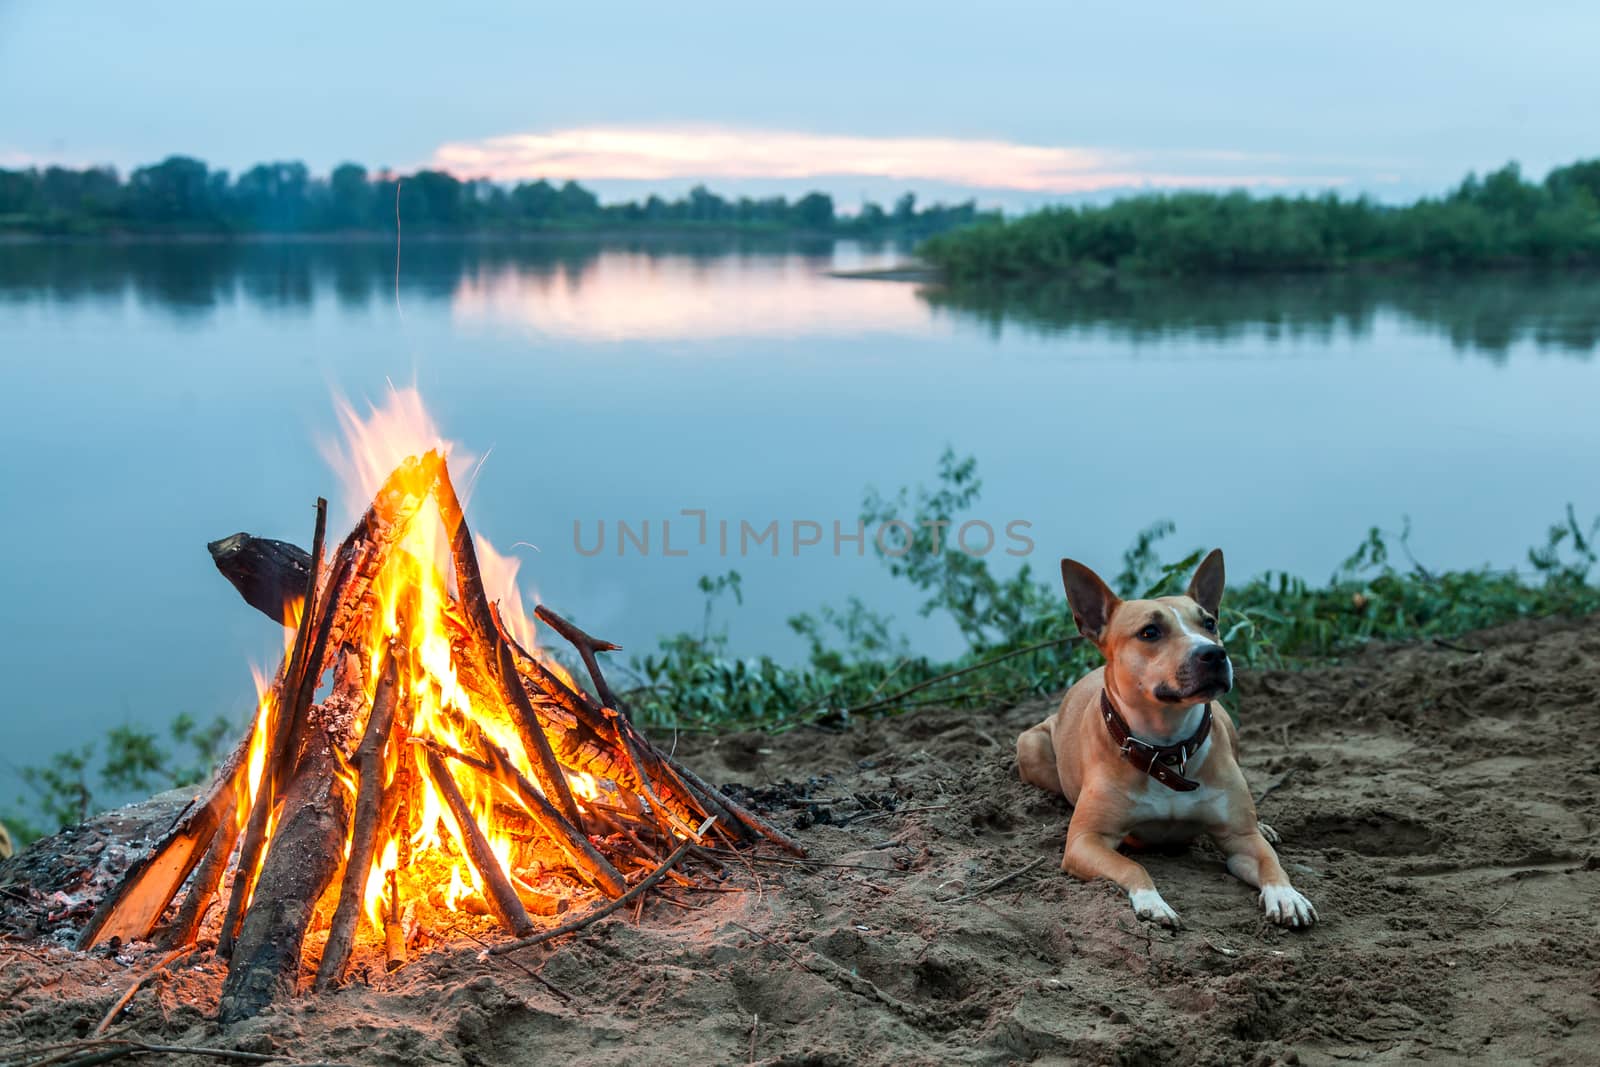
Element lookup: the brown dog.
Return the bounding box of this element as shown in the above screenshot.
[1017,549,1316,928]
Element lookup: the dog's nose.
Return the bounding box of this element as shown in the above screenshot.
[1196,645,1227,666]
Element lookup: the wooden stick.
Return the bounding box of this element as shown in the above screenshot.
[478,743,627,896]
[654,750,807,856]
[605,711,701,841]
[11,1039,282,1066]
[216,719,351,1024]
[161,801,240,949]
[424,739,627,898]
[532,605,624,714]
[423,749,535,937]
[384,870,405,972]
[202,533,652,829]
[843,635,1078,717]
[519,605,787,854]
[219,498,327,958]
[489,606,586,831]
[516,608,709,840]
[940,857,1046,905]
[93,946,195,1034]
[430,459,497,654]
[74,733,246,949]
[432,462,586,830]
[313,645,401,991]
[489,831,701,956]
[511,609,708,836]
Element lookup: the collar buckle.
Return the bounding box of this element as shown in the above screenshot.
[1100,688,1212,793]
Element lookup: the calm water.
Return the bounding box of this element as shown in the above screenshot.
[3,238,1598,798]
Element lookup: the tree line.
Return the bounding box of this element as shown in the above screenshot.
[918,159,1600,279]
[0,156,989,237]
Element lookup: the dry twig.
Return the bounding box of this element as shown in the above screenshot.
[942,857,1047,905]
[843,636,1078,717]
[94,946,195,1035]
[489,830,703,956]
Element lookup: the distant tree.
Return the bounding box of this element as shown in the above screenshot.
[39,165,121,218]
[0,168,39,215]
[558,180,600,218]
[512,178,561,220]
[232,161,311,230]
[126,156,219,224]
[1545,159,1600,207]
[793,191,835,229]
[328,163,371,228]
[408,169,463,224]
[687,184,728,222]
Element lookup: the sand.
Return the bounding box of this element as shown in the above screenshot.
[3,614,1598,1065]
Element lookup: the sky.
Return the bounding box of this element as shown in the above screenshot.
[2,1,1597,210]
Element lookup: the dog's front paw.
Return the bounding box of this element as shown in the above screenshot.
[1129,888,1182,928]
[1257,820,1281,844]
[1259,884,1317,928]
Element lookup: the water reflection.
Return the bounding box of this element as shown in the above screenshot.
[3,239,1596,357]
[452,247,928,341]
[919,273,1600,361]
[0,236,911,333]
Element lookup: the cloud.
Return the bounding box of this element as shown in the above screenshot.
[429,125,1345,195]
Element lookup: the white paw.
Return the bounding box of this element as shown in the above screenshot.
[1257,820,1281,845]
[1259,883,1317,928]
[1129,888,1182,928]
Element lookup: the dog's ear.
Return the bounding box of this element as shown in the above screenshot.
[1061,559,1120,643]
[1186,548,1225,616]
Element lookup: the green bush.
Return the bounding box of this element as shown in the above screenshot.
[920,160,1600,280]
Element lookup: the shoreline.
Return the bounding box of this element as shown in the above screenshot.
[0,226,913,248]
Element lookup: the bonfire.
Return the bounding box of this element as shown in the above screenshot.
[76,394,800,1022]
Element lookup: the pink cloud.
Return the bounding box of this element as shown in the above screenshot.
[429,125,1346,194]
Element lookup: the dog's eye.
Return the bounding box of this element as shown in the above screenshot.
[1202,616,1217,633]
[1138,625,1161,641]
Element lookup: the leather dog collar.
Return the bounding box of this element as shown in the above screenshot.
[1100,689,1212,792]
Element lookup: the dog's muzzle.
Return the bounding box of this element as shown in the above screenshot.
[1161,645,1232,701]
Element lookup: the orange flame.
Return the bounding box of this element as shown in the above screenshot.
[245,385,589,940]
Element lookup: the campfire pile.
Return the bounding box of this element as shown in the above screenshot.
[76,447,800,1023]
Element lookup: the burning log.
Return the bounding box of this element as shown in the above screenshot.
[312,645,401,991]
[74,744,245,948]
[217,706,352,1023]
[207,533,313,626]
[84,441,801,1023]
[426,737,626,897]
[422,748,534,937]
[218,498,329,960]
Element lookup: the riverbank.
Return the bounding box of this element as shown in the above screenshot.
[0,224,857,246]
[3,612,1597,1064]
[917,157,1600,281]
